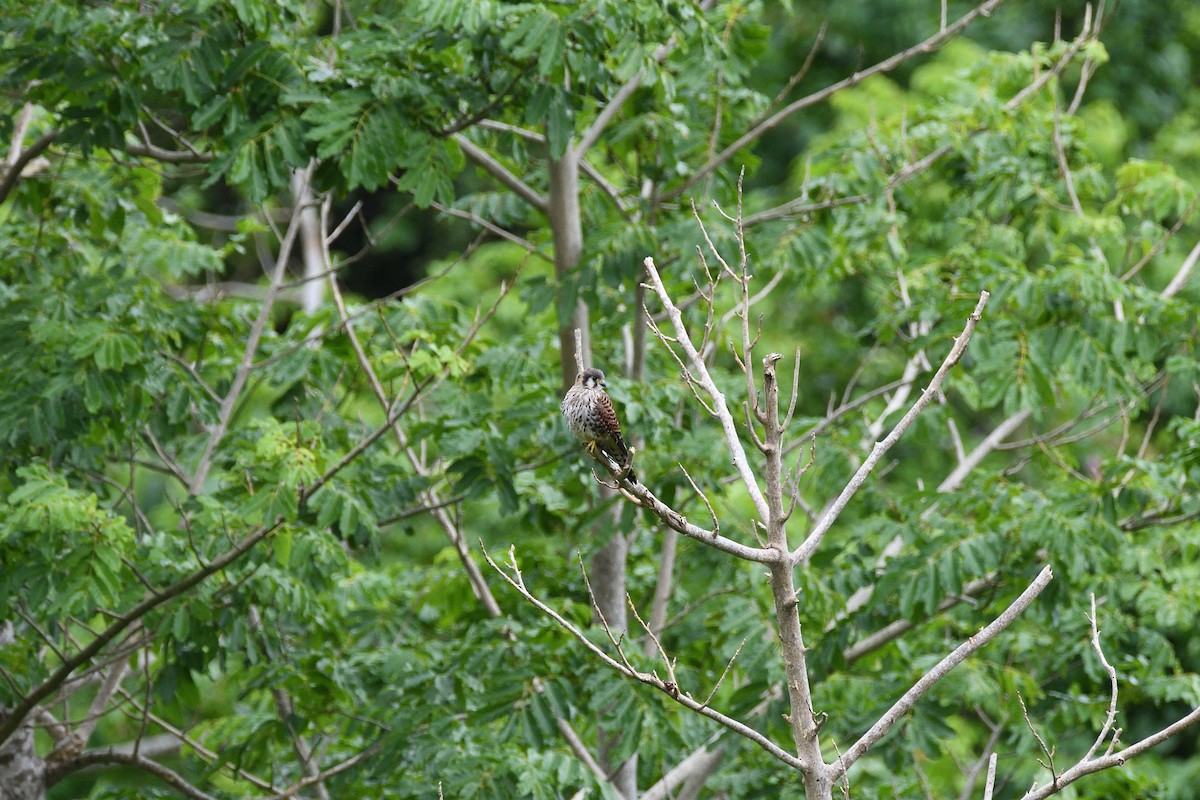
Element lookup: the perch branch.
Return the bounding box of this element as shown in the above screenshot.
[483,545,808,772]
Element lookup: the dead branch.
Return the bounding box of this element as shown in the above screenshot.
[793,291,990,566]
[483,545,809,772]
[671,0,1009,199]
[643,257,771,524]
[831,565,1053,779]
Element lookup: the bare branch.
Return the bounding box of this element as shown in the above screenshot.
[1161,239,1200,299]
[1018,691,1059,788]
[832,565,1053,777]
[190,167,313,493]
[762,22,828,117]
[75,660,129,744]
[125,141,213,164]
[430,201,550,260]
[641,746,726,800]
[47,750,219,800]
[0,127,58,204]
[1083,594,1120,763]
[794,292,990,565]
[843,577,996,663]
[956,722,1005,800]
[556,717,607,783]
[628,593,676,690]
[572,328,585,373]
[453,133,548,211]
[1004,7,1098,112]
[574,1,706,160]
[262,744,382,800]
[644,256,770,524]
[617,469,778,563]
[983,753,999,800]
[937,410,1032,493]
[325,242,507,618]
[702,638,746,708]
[1019,705,1200,800]
[483,545,808,772]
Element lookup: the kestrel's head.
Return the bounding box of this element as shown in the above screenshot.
[579,368,606,389]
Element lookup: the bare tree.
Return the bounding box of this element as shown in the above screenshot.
[488,197,1200,799]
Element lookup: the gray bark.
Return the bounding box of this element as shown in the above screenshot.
[0,708,44,800]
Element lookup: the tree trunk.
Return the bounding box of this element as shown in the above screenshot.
[548,151,638,797]
[0,708,45,800]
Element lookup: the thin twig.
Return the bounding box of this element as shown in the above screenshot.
[1082,594,1120,762]
[702,638,746,708]
[1018,690,1058,787]
[643,256,770,524]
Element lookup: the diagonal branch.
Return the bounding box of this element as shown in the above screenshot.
[832,565,1053,778]
[47,749,219,800]
[641,746,726,800]
[793,291,989,566]
[0,127,58,204]
[261,743,382,800]
[842,576,997,663]
[668,0,1007,200]
[643,256,771,524]
[189,167,311,493]
[574,0,715,160]
[937,410,1032,493]
[324,213,505,617]
[453,133,547,211]
[612,476,778,563]
[1017,705,1200,800]
[0,515,287,747]
[483,545,808,772]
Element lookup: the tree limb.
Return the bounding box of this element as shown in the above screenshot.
[47,749,219,800]
[1017,705,1200,800]
[189,166,311,493]
[831,565,1053,778]
[641,746,725,800]
[793,291,989,566]
[669,0,1007,200]
[643,256,771,525]
[454,133,547,211]
[483,546,808,772]
[0,128,58,204]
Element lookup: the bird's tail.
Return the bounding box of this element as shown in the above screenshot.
[605,437,636,483]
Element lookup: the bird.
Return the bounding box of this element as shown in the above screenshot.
[561,367,636,481]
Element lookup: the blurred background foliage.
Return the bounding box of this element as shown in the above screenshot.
[3,0,1200,798]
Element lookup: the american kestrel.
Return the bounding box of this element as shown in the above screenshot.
[562,367,635,480]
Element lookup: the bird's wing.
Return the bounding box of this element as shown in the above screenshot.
[596,391,624,439]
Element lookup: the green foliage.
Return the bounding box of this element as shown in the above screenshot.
[3,1,1200,799]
